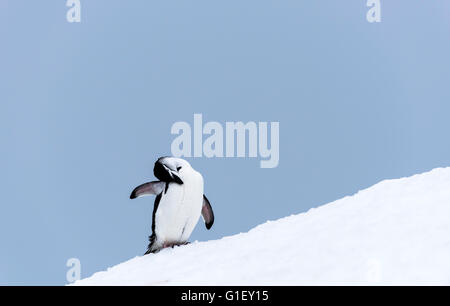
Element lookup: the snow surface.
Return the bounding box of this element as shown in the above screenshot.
[74,167,450,285]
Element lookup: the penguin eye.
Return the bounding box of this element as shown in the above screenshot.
[177,166,182,171]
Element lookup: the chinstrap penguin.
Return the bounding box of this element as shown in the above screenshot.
[130,157,214,254]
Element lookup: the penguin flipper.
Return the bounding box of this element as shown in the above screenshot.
[201,195,214,230]
[130,181,165,199]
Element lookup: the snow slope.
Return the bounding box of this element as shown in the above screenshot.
[74,167,450,285]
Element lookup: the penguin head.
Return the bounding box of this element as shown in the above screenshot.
[153,157,192,185]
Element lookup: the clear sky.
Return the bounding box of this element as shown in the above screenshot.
[1,1,450,285]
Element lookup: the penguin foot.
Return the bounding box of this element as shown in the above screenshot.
[162,242,174,249]
[171,242,190,248]
[144,241,191,255]
[161,242,190,249]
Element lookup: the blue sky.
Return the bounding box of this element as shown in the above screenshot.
[1,1,450,285]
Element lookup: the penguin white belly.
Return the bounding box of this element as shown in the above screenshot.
[154,173,204,245]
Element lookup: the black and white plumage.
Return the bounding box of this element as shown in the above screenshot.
[130,157,214,254]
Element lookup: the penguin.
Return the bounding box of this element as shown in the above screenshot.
[130,157,214,254]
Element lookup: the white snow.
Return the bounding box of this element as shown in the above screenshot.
[74,167,450,285]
